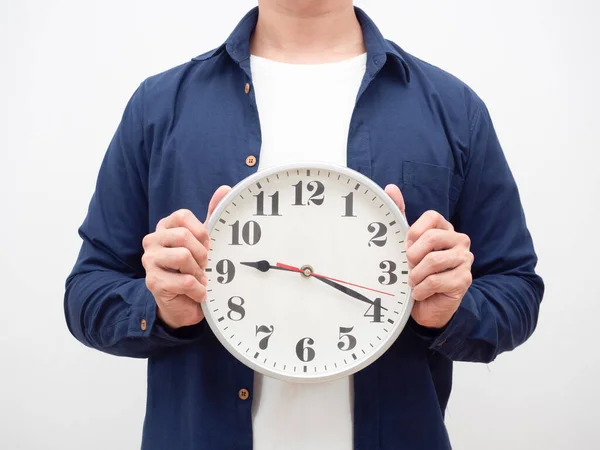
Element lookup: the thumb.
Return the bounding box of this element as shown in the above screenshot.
[206,185,232,222]
[385,184,406,218]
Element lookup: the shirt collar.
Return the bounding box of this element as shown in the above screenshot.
[193,7,410,84]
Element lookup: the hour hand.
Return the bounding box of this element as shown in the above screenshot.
[240,260,294,273]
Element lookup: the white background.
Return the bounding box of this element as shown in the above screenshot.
[1,0,598,448]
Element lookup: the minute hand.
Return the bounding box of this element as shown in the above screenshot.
[274,263,389,310]
[311,276,389,310]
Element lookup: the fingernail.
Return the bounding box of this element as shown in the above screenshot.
[200,276,208,286]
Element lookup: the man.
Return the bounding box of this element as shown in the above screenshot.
[64,1,544,449]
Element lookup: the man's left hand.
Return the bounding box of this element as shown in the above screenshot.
[385,185,474,329]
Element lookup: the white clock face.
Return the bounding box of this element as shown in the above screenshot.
[203,163,412,383]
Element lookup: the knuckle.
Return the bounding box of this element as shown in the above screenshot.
[425,210,440,221]
[428,251,444,269]
[194,268,205,281]
[180,274,196,290]
[184,227,197,242]
[459,233,471,248]
[463,271,473,287]
[423,228,437,243]
[175,247,193,264]
[156,217,168,230]
[197,247,208,266]
[406,228,417,243]
[174,209,193,222]
[198,226,209,241]
[424,229,443,248]
[408,272,417,287]
[197,284,207,301]
[467,251,475,265]
[146,274,159,291]
[411,288,420,301]
[141,252,151,269]
[142,233,153,249]
[406,247,418,265]
[184,226,196,239]
[195,225,209,243]
[172,227,191,245]
[428,275,442,291]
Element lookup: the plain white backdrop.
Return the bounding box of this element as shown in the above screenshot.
[1,0,599,448]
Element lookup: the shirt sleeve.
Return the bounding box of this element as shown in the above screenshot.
[420,96,545,363]
[64,82,207,359]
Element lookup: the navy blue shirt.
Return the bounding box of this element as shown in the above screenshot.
[65,7,544,450]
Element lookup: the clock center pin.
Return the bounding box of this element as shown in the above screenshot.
[300,265,314,278]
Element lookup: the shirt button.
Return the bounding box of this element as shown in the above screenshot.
[140,319,147,331]
[244,82,251,94]
[238,388,250,400]
[245,155,257,167]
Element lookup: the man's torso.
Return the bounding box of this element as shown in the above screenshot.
[138,8,476,450]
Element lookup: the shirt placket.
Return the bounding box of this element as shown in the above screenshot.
[348,57,386,450]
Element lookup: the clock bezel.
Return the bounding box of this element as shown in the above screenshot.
[202,162,413,383]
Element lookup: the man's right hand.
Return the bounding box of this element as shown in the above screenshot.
[141,186,231,329]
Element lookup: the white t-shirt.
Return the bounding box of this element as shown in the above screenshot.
[250,52,367,450]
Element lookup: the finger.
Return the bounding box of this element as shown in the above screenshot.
[157,227,208,269]
[147,271,207,304]
[384,184,405,217]
[156,209,208,247]
[207,185,232,221]
[153,247,204,280]
[406,210,453,249]
[406,229,461,267]
[408,247,466,288]
[411,264,472,301]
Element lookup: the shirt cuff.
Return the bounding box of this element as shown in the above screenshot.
[428,290,479,359]
[126,278,208,344]
[407,317,447,342]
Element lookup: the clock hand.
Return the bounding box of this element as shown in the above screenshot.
[240,260,390,309]
[275,263,389,310]
[311,276,389,310]
[240,260,294,273]
[275,263,395,297]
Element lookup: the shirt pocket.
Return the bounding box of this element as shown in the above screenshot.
[401,161,452,224]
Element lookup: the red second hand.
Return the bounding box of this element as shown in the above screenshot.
[275,262,395,297]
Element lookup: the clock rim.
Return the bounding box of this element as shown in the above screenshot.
[202,161,414,383]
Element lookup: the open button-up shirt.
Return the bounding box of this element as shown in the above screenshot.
[65,7,544,450]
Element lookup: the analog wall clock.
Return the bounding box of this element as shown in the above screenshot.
[202,163,413,383]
